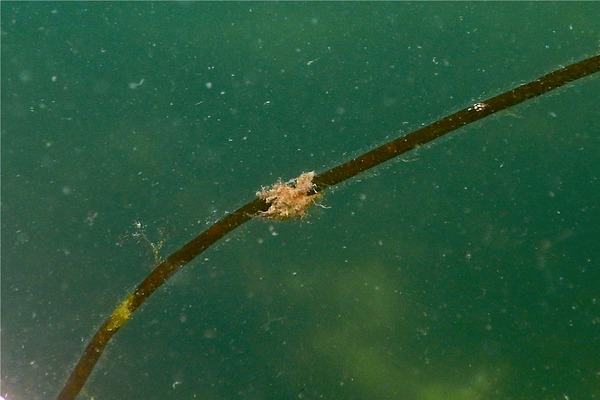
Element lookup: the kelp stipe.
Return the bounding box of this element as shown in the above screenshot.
[56,54,600,400]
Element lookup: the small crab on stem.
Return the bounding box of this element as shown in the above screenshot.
[256,171,322,221]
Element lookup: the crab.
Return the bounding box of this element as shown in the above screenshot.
[256,171,322,221]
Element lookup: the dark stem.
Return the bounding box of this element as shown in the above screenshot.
[56,54,600,400]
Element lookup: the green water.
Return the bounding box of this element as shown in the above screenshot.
[2,3,599,399]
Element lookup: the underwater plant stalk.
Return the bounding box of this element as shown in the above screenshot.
[56,54,600,400]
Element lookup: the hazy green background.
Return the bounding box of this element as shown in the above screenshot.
[2,2,599,399]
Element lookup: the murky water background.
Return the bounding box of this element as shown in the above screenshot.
[2,3,599,399]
